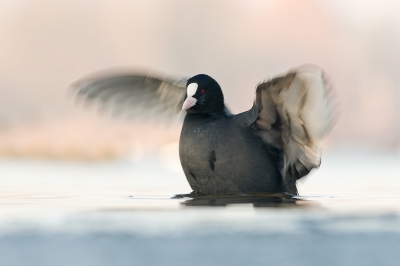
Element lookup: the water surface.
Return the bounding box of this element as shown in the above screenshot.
[1,150,400,266]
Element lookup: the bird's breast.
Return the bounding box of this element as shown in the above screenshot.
[178,114,284,194]
[179,116,223,169]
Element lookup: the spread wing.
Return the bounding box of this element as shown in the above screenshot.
[236,65,338,195]
[71,70,188,124]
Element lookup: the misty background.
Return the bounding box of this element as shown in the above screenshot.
[1,0,400,160]
[2,4,400,266]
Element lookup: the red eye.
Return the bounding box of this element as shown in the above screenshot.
[200,89,205,94]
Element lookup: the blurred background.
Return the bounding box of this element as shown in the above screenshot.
[1,0,400,161]
[1,2,400,265]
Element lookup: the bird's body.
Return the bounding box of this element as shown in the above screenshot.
[180,110,285,195]
[73,65,337,195]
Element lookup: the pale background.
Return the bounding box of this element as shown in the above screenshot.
[1,0,400,160]
[1,3,400,265]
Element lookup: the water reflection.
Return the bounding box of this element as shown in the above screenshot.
[174,192,319,208]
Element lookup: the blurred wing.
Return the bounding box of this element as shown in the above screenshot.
[237,65,338,195]
[71,70,188,124]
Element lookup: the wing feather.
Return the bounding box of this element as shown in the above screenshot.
[249,65,338,194]
[71,70,188,124]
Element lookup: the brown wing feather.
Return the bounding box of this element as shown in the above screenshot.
[253,65,338,194]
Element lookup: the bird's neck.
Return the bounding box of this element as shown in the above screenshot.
[186,106,231,119]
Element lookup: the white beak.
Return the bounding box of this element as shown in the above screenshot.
[182,96,197,110]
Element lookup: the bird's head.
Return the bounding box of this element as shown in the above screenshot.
[182,74,225,114]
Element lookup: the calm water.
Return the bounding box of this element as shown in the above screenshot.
[1,150,400,266]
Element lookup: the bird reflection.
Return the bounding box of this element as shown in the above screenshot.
[173,192,318,208]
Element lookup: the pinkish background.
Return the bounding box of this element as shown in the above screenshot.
[1,0,399,159]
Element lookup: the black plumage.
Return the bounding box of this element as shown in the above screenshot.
[72,65,337,195]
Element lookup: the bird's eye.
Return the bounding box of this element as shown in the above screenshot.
[200,89,205,94]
